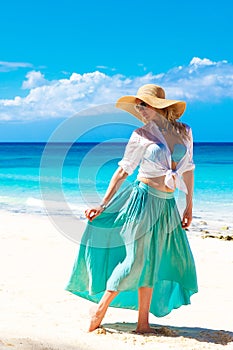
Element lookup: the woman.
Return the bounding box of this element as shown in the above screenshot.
[65,84,198,333]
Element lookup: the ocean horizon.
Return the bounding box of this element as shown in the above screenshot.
[0,141,233,225]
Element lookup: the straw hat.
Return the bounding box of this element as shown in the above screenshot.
[115,84,186,122]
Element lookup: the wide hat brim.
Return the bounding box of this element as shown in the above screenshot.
[115,94,186,122]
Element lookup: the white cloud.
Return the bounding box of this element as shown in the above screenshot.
[96,65,116,72]
[22,71,47,89]
[0,61,33,72]
[137,63,147,72]
[190,57,217,67]
[0,57,233,121]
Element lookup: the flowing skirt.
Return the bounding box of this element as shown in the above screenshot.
[65,180,198,317]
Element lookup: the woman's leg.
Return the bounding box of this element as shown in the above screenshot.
[88,290,119,332]
[136,287,154,333]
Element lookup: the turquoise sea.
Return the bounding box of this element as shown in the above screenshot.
[0,142,233,223]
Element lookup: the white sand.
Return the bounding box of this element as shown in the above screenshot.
[0,210,233,350]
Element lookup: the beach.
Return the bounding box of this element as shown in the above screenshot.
[0,210,233,350]
[0,141,233,349]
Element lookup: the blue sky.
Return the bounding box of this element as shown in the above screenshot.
[0,0,233,142]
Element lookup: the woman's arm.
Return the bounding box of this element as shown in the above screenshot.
[85,166,128,221]
[182,170,194,228]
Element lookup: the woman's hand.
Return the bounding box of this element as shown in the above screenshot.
[182,170,194,229]
[182,205,192,229]
[85,206,104,222]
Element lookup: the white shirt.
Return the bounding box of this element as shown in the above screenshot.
[118,121,195,194]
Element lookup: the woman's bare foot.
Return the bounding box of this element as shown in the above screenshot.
[88,305,107,332]
[135,326,157,334]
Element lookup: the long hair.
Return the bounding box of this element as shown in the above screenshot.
[158,107,189,140]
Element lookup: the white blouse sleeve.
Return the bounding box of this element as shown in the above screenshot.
[186,126,195,170]
[118,131,146,175]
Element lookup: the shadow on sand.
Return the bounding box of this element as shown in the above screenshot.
[102,322,233,346]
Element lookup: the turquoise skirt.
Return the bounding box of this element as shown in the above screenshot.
[65,181,198,317]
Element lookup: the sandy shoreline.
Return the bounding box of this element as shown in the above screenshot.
[0,210,233,350]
